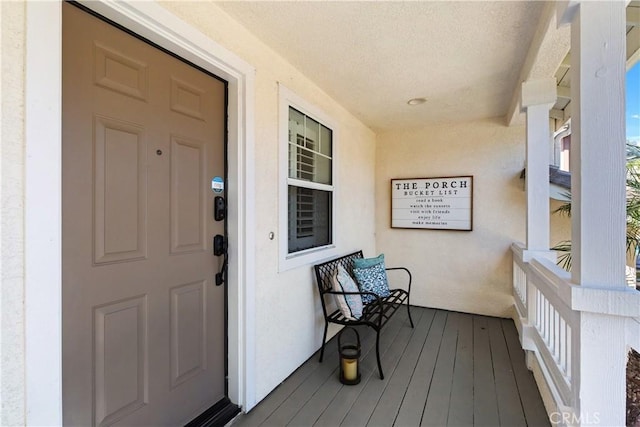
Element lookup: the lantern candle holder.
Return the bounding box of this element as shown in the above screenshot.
[338,327,361,385]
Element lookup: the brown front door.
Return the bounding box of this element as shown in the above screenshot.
[62,3,227,425]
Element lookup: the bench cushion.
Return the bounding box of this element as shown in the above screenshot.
[353,262,390,304]
[353,253,385,269]
[332,265,363,320]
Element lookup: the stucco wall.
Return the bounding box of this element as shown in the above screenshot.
[550,199,572,248]
[159,2,377,402]
[0,2,26,425]
[375,119,527,318]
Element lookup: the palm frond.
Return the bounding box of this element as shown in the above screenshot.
[550,240,572,271]
[552,192,572,217]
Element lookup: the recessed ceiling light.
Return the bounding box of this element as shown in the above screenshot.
[407,97,427,106]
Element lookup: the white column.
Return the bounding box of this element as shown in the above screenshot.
[568,2,627,289]
[521,78,557,259]
[558,2,628,426]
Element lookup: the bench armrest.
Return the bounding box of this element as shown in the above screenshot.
[385,267,412,294]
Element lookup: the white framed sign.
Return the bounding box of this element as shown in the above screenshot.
[391,176,473,231]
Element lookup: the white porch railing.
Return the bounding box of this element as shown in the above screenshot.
[511,242,578,412]
[511,243,640,425]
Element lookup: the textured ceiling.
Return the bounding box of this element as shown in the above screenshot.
[215,1,545,132]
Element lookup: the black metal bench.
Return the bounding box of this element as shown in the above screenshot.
[314,250,413,379]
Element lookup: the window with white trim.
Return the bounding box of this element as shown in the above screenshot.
[288,106,332,252]
[279,85,337,270]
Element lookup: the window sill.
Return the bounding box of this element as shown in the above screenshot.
[279,244,338,272]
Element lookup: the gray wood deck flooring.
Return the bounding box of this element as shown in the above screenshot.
[233,307,549,427]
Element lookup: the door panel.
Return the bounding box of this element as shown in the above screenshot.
[170,281,207,387]
[171,136,207,254]
[94,116,147,263]
[62,3,227,426]
[94,43,149,102]
[94,296,148,426]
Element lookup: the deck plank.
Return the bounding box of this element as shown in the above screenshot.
[447,312,474,426]
[419,310,459,426]
[487,317,527,426]
[394,308,446,426]
[366,308,436,426]
[402,310,449,426]
[501,318,550,427]
[473,315,500,426]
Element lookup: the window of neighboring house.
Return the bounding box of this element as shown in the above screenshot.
[560,134,571,171]
[553,120,571,172]
[279,85,337,271]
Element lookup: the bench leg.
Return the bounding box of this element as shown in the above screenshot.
[319,321,329,362]
[375,329,384,380]
[407,302,414,328]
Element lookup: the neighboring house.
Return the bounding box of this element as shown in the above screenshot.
[519,164,571,201]
[1,1,638,426]
[549,165,572,201]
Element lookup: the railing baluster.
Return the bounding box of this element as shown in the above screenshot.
[536,289,542,330]
[566,325,572,382]
[559,317,567,375]
[553,310,560,360]
[545,297,550,344]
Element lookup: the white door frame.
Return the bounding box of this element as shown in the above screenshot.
[24,2,256,424]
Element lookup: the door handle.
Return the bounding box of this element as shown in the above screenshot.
[213,234,227,286]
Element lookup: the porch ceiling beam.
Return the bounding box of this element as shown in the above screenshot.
[627,7,640,25]
[549,108,565,121]
[506,2,570,126]
[556,86,571,100]
[627,25,640,70]
[563,101,572,121]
